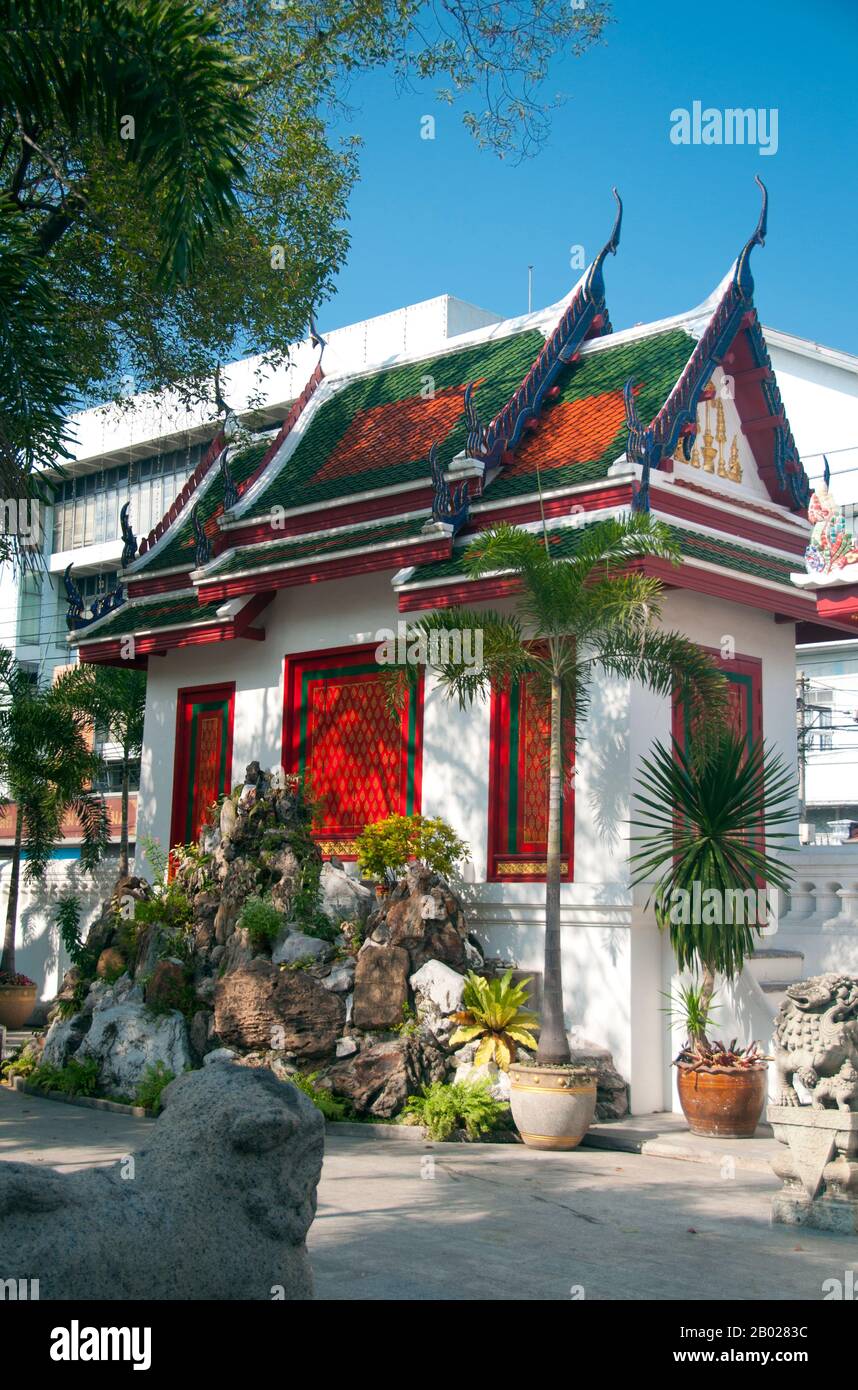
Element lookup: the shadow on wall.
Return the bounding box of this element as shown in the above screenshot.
[0,855,121,1000]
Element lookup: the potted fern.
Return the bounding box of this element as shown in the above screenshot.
[631,730,795,1136]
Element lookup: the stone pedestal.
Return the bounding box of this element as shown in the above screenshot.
[768,1106,858,1235]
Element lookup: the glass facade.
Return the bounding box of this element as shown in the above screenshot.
[51,443,205,554]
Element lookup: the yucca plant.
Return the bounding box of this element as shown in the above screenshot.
[631,729,796,1041]
[450,970,540,1070]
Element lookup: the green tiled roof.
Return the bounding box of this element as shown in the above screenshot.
[204,515,433,581]
[72,592,226,643]
[482,330,697,501]
[245,330,546,515]
[133,440,269,574]
[399,522,798,591]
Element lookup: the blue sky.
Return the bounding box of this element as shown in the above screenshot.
[321,0,858,354]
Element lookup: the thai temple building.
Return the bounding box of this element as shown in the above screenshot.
[49,182,858,1112]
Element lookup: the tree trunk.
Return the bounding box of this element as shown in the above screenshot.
[119,752,130,879]
[696,961,717,1044]
[536,673,570,1065]
[0,808,23,976]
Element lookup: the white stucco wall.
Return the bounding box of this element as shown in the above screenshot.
[136,569,800,1114]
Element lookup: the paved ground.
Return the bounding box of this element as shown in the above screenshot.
[2,1086,855,1300]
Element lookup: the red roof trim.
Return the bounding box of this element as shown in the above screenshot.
[196,535,451,603]
[136,430,225,558]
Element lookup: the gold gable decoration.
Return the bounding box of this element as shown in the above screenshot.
[672,394,742,483]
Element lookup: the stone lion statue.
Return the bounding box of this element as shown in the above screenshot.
[0,1061,324,1299]
[773,973,858,1109]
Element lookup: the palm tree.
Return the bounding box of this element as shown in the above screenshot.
[0,651,108,976]
[53,664,147,878]
[630,730,796,1041]
[404,516,729,1066]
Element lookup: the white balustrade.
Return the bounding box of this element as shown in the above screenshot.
[776,846,858,934]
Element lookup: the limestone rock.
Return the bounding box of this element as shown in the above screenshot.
[145,959,188,1012]
[568,1039,629,1121]
[322,961,356,994]
[42,1014,90,1068]
[319,862,374,925]
[220,797,237,839]
[96,946,126,980]
[336,1037,358,1058]
[204,1047,238,1065]
[76,1003,193,1094]
[213,960,344,1059]
[352,944,410,1030]
[384,898,467,972]
[325,1035,449,1117]
[0,1064,322,1299]
[272,931,333,967]
[410,959,466,1016]
[90,973,143,1014]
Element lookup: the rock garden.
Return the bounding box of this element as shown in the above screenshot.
[3,761,628,1140]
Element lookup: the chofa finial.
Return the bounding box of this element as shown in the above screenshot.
[734,175,768,299]
[584,187,623,299]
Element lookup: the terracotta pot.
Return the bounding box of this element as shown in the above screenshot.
[509,1063,597,1151]
[676,1063,768,1137]
[0,983,37,1030]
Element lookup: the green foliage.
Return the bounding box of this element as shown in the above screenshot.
[30,1057,100,1098]
[660,980,720,1045]
[0,650,108,976]
[289,1071,352,1121]
[1,1044,39,1081]
[56,895,95,972]
[450,971,539,1071]
[402,1079,510,1142]
[0,1,607,495]
[355,813,468,880]
[630,731,796,988]
[392,1002,419,1037]
[134,1062,175,1115]
[139,834,170,887]
[238,896,284,950]
[134,884,192,934]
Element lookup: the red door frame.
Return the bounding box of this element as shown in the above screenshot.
[487,671,574,883]
[169,682,236,850]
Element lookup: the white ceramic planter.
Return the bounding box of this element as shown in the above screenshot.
[509,1063,597,1151]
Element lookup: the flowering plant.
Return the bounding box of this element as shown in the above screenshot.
[0,970,35,987]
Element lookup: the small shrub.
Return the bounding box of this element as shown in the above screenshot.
[289,1071,352,1121]
[135,1062,175,1115]
[450,970,539,1070]
[134,882,193,934]
[238,896,284,950]
[402,1080,509,1142]
[30,1057,100,1098]
[1,1044,39,1082]
[355,813,468,881]
[392,1002,419,1037]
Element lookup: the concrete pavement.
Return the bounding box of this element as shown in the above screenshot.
[2,1086,855,1300]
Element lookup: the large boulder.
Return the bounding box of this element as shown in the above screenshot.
[0,1063,322,1299]
[272,931,333,967]
[76,1003,193,1095]
[41,1014,90,1068]
[319,862,373,925]
[145,959,188,1012]
[213,960,344,1059]
[352,945,410,1030]
[324,1035,449,1117]
[410,959,466,1015]
[369,871,473,973]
